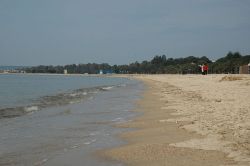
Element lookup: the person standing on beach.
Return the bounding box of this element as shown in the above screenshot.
[199,64,205,75]
[199,64,208,75]
[203,64,208,75]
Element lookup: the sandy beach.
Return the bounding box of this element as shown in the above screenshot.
[101,74,250,166]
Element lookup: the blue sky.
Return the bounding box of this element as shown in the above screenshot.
[1,0,250,66]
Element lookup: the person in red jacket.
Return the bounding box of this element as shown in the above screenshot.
[199,64,209,75]
[203,64,208,75]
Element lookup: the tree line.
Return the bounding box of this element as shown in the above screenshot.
[24,52,250,74]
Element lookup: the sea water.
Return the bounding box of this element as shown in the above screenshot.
[0,74,143,166]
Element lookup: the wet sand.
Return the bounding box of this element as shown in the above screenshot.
[101,74,250,166]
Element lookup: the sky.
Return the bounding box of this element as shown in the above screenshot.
[0,0,250,66]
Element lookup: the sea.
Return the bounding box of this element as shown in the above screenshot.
[0,74,143,166]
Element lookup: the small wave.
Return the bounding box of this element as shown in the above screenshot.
[0,105,39,119]
[111,117,123,122]
[118,84,127,87]
[71,144,80,149]
[24,106,39,112]
[89,131,99,136]
[111,117,129,124]
[102,86,114,90]
[83,139,97,145]
[89,91,98,94]
[0,85,119,119]
[34,158,48,166]
[69,93,78,97]
[38,87,103,108]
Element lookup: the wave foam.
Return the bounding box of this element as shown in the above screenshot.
[0,85,122,119]
[25,106,39,112]
[84,139,97,145]
[102,86,114,90]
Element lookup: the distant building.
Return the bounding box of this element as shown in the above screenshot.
[64,69,68,74]
[239,63,250,74]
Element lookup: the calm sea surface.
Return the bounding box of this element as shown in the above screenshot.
[0,74,127,110]
[0,74,143,166]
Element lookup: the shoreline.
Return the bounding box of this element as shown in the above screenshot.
[100,74,250,166]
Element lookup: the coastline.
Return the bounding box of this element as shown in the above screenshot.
[100,74,250,166]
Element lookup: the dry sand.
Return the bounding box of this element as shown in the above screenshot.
[100,74,250,166]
